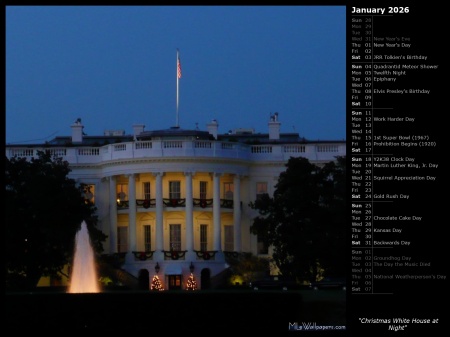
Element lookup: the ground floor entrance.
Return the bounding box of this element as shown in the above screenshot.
[168,275,182,290]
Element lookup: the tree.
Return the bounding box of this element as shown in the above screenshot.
[186,273,198,290]
[5,150,107,290]
[316,156,346,278]
[249,156,346,283]
[225,252,270,286]
[151,275,164,291]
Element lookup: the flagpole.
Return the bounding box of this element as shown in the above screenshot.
[176,49,180,127]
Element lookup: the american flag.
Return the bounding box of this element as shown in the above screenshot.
[177,56,182,78]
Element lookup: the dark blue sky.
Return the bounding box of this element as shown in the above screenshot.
[6,6,346,144]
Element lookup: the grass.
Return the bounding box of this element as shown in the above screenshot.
[298,289,346,325]
[5,288,346,332]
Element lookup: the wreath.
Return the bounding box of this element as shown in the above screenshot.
[203,251,211,260]
[200,199,207,208]
[171,199,177,207]
[143,199,150,209]
[171,251,179,260]
[139,252,147,261]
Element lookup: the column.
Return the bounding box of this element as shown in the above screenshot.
[128,173,137,252]
[213,173,221,251]
[109,176,117,253]
[233,174,242,252]
[153,172,164,256]
[185,172,194,253]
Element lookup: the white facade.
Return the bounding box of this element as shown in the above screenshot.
[6,115,346,290]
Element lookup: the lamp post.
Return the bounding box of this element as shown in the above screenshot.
[155,262,160,274]
[189,262,194,273]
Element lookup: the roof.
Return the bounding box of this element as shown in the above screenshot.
[6,126,344,147]
[138,126,214,140]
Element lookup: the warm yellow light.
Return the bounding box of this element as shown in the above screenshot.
[230,275,244,285]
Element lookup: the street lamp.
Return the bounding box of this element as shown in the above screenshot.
[155,262,160,274]
[189,262,195,273]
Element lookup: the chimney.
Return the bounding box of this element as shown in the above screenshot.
[207,119,219,139]
[268,112,280,140]
[132,124,145,136]
[71,118,84,143]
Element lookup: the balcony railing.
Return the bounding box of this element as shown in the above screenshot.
[193,198,211,208]
[163,250,188,260]
[194,250,218,261]
[163,198,186,207]
[117,198,234,209]
[6,140,346,164]
[132,251,156,261]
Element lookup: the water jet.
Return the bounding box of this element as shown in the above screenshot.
[68,221,100,293]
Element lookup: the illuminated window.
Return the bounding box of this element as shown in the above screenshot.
[144,225,151,252]
[143,182,151,200]
[200,181,208,199]
[169,275,181,287]
[256,182,268,200]
[223,182,233,200]
[170,224,181,251]
[117,183,128,201]
[169,181,181,199]
[83,184,95,204]
[200,224,208,251]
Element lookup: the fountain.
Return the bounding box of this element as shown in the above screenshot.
[68,220,100,293]
[6,220,303,330]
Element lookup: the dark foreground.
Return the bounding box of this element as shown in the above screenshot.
[6,290,307,333]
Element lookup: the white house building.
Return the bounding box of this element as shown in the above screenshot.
[5,113,346,290]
